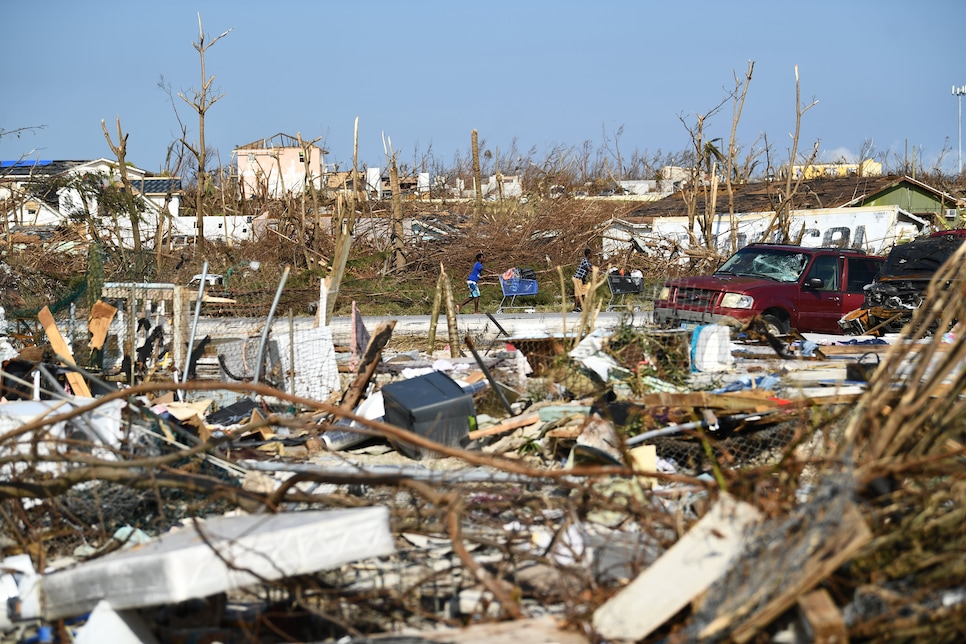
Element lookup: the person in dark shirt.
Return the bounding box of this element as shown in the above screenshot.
[458,253,485,313]
[572,247,593,312]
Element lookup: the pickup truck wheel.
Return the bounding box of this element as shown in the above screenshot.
[761,314,788,336]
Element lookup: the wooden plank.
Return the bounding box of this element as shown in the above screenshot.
[545,426,581,440]
[797,589,848,643]
[592,494,761,642]
[815,342,945,356]
[635,392,783,412]
[336,321,396,411]
[38,306,92,398]
[779,394,862,408]
[699,503,871,642]
[412,616,589,643]
[810,344,894,355]
[101,285,235,303]
[235,409,276,442]
[468,413,540,440]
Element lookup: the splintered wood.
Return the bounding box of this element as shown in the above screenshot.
[37,305,92,398]
[592,494,761,642]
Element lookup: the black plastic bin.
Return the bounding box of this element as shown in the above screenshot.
[380,371,477,459]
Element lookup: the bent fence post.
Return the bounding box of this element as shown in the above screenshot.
[253,265,291,388]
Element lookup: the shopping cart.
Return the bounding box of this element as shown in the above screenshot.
[605,273,645,310]
[497,268,539,313]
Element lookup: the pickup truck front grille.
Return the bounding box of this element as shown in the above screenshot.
[674,287,720,309]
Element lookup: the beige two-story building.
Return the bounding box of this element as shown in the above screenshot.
[234,133,328,199]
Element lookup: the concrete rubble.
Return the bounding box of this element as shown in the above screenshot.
[0,281,964,643]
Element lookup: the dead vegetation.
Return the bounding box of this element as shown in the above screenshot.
[2,195,655,323]
[0,193,964,642]
[0,265,963,642]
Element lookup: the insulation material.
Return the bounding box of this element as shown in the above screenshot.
[42,507,395,620]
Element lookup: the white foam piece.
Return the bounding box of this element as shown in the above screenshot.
[42,507,394,620]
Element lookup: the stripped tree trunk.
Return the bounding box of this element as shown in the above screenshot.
[326,118,360,324]
[389,151,406,270]
[442,265,460,358]
[101,117,142,252]
[472,129,484,223]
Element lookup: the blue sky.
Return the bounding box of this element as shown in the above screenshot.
[2,0,964,175]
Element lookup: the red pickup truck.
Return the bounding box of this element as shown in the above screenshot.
[653,244,884,334]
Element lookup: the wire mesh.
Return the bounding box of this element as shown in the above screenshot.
[651,422,799,476]
[12,280,352,404]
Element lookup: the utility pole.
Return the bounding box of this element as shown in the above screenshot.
[953,85,966,174]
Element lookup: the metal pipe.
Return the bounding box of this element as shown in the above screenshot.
[464,335,514,416]
[954,84,966,174]
[625,412,767,447]
[288,308,296,394]
[182,261,208,388]
[103,282,177,290]
[128,285,136,384]
[625,422,704,447]
[242,459,575,485]
[253,265,291,386]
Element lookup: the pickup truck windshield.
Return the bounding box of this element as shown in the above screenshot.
[715,248,809,283]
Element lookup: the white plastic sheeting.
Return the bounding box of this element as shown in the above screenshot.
[0,398,126,479]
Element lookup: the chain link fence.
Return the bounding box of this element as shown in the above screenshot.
[1,277,354,406]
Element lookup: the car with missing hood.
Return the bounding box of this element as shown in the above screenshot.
[839,230,966,335]
[653,243,884,335]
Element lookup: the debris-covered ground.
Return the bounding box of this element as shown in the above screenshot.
[0,256,964,644]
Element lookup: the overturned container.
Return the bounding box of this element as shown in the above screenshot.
[380,371,476,459]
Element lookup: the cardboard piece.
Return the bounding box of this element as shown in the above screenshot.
[235,408,275,441]
[155,400,212,441]
[151,391,176,405]
[467,413,540,441]
[629,444,658,489]
[87,300,118,350]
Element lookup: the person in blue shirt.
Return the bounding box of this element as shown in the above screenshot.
[458,253,485,313]
[572,247,593,312]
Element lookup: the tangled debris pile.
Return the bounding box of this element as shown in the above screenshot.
[0,258,964,643]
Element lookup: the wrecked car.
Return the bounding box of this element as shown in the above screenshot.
[653,244,884,335]
[839,230,966,335]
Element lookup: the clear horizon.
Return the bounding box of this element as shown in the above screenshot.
[2,0,964,175]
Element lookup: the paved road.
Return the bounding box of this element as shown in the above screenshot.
[188,308,654,350]
[334,309,653,343]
